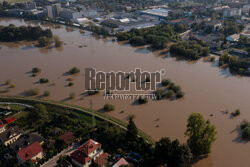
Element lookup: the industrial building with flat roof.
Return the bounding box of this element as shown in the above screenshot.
[139,8,170,19]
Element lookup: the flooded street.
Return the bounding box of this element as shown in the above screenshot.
[1,18,250,167]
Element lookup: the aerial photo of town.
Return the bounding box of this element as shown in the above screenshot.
[0,0,250,166]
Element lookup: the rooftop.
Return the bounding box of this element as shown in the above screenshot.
[112,158,129,167]
[0,126,21,143]
[18,141,43,162]
[78,139,101,155]
[59,131,76,145]
[94,152,109,166]
[70,149,91,165]
[140,8,170,17]
[12,132,43,151]
[4,115,15,124]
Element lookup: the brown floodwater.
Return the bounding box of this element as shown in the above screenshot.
[1,18,250,167]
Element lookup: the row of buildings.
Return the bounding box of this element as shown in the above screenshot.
[0,115,44,164]
[0,105,129,167]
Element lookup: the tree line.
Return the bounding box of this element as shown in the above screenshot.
[0,24,52,42]
[170,40,210,60]
[219,53,250,76]
[116,24,181,49]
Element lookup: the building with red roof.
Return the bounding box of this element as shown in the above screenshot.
[94,152,110,166]
[4,115,15,124]
[17,141,43,164]
[59,131,76,145]
[71,139,108,167]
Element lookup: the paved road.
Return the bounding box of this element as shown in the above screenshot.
[0,102,34,108]
[41,142,80,167]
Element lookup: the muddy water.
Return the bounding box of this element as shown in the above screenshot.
[1,18,250,167]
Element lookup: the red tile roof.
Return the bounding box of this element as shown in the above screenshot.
[4,116,15,124]
[70,150,91,165]
[94,152,109,166]
[18,141,43,162]
[59,132,76,145]
[78,139,101,155]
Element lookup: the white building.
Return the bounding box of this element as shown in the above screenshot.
[223,8,242,17]
[226,34,240,42]
[140,8,170,19]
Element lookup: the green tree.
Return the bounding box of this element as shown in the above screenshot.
[185,113,216,155]
[126,116,138,142]
[28,104,48,124]
[154,137,193,167]
[38,36,51,47]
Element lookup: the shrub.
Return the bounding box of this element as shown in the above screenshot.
[69,92,75,99]
[87,89,100,95]
[168,82,176,90]
[242,126,250,139]
[44,90,50,97]
[5,80,11,85]
[67,78,73,81]
[161,79,171,86]
[171,85,181,93]
[68,82,74,87]
[40,78,49,83]
[240,121,250,140]
[176,91,184,98]
[231,109,240,117]
[9,84,16,88]
[69,67,80,74]
[166,90,174,99]
[32,67,41,74]
[54,35,63,47]
[104,103,115,111]
[24,88,39,96]
[138,96,148,104]
[154,88,166,100]
[38,36,51,47]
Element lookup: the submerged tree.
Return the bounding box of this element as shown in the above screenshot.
[185,113,216,155]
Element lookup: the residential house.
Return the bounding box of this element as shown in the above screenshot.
[17,141,43,164]
[226,34,240,42]
[3,115,15,124]
[70,139,109,167]
[59,131,76,145]
[0,126,21,146]
[11,132,44,151]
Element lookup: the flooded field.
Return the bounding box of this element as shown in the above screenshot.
[1,18,250,167]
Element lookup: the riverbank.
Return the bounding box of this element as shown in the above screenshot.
[0,95,154,143]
